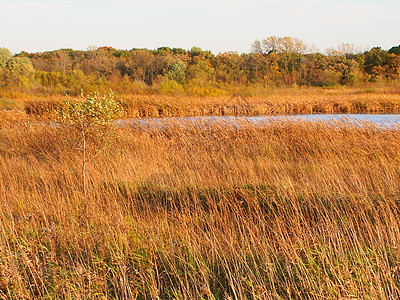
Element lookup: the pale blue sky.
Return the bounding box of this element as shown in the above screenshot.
[0,0,399,54]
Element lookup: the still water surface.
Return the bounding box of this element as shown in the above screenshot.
[119,114,400,128]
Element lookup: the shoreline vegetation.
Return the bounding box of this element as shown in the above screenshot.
[0,85,400,124]
[1,120,400,298]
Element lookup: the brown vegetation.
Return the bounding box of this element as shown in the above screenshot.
[1,117,400,298]
[0,85,399,120]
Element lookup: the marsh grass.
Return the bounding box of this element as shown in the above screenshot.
[1,117,400,299]
[1,85,399,119]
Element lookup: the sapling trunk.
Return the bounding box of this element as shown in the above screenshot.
[82,127,87,199]
[56,90,123,202]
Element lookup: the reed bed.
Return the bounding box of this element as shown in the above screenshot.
[2,85,400,119]
[1,118,400,299]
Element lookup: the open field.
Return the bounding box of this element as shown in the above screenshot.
[1,117,400,299]
[1,85,400,120]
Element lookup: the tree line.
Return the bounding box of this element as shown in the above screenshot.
[1,37,399,96]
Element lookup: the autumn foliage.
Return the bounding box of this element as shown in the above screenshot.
[0,38,399,97]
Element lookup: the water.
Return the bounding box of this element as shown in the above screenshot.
[118,114,400,128]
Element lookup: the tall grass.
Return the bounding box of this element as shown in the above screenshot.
[1,118,400,299]
[1,85,400,119]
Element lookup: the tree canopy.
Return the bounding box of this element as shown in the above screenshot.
[0,37,399,95]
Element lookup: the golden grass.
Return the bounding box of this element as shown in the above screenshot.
[1,84,400,119]
[1,117,400,299]
[122,85,400,117]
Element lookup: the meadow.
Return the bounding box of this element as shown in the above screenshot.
[1,95,400,299]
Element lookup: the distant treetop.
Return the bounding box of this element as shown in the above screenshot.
[388,45,400,55]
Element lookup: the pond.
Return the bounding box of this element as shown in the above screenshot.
[118,114,400,128]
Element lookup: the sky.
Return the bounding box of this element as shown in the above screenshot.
[0,0,399,55]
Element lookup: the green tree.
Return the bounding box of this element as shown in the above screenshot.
[3,56,35,88]
[0,47,12,67]
[364,47,389,79]
[166,59,186,83]
[388,45,400,55]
